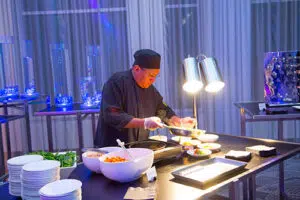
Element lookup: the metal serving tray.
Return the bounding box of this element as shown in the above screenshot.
[171,157,247,188]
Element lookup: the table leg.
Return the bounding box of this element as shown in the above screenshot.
[46,116,54,152]
[77,113,83,151]
[240,108,246,136]
[242,178,249,200]
[91,114,96,140]
[0,124,5,175]
[248,175,256,200]
[229,179,240,200]
[279,162,286,200]
[3,103,11,158]
[278,120,284,140]
[24,101,32,152]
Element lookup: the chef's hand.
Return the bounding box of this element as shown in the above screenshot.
[144,117,163,131]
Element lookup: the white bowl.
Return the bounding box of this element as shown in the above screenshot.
[197,134,219,143]
[198,143,221,152]
[82,147,121,173]
[171,136,192,143]
[99,148,154,183]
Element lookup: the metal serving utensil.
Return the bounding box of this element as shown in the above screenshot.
[160,123,204,135]
[116,139,134,160]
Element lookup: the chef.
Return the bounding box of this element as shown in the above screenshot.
[94,49,196,147]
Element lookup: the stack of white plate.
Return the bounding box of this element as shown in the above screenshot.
[7,155,44,196]
[21,160,61,200]
[39,179,82,200]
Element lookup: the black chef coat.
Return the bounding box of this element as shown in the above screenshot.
[94,70,176,147]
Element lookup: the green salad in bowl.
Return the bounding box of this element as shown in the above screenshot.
[28,151,77,167]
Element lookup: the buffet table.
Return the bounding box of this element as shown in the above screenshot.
[0,96,48,155]
[1,133,299,200]
[234,102,300,139]
[34,103,100,152]
[0,115,30,175]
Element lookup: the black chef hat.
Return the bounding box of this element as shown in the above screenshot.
[133,49,161,69]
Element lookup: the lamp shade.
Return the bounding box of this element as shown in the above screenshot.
[199,57,225,93]
[182,57,203,94]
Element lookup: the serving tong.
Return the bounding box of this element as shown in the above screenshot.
[160,123,205,135]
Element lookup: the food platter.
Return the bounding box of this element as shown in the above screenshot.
[187,149,212,158]
[180,140,201,147]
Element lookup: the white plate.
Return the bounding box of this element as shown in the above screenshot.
[149,135,168,142]
[171,136,192,143]
[7,155,43,166]
[292,106,300,110]
[22,160,60,172]
[39,179,82,197]
[198,143,221,151]
[187,149,212,158]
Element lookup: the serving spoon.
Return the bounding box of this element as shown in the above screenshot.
[116,139,134,160]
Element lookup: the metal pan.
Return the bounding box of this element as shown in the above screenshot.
[128,140,166,151]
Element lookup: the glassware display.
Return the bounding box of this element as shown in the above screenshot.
[80,76,97,108]
[50,43,73,107]
[264,51,300,106]
[0,88,5,101]
[21,40,39,99]
[0,36,19,101]
[55,94,73,107]
[4,85,19,99]
[93,92,102,106]
[79,45,102,108]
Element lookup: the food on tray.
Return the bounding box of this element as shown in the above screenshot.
[186,148,212,158]
[246,145,277,157]
[190,130,206,138]
[86,152,104,158]
[180,140,201,147]
[29,151,76,167]
[104,156,128,163]
[182,141,194,146]
[225,150,252,162]
[194,149,208,155]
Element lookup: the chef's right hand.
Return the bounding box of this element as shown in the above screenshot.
[144,117,163,131]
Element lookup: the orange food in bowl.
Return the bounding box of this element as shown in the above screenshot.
[104,156,128,163]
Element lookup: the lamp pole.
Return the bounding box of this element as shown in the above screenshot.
[193,94,198,129]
